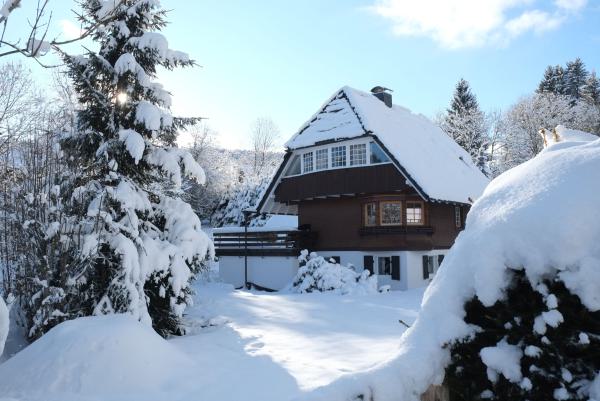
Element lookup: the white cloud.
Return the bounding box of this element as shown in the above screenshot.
[371,0,587,49]
[59,19,83,40]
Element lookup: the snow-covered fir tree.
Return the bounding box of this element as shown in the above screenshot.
[440,79,488,173]
[583,71,600,107]
[564,58,588,101]
[26,0,213,338]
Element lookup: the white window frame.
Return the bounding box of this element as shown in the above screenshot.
[302,151,314,173]
[315,148,329,170]
[350,143,367,166]
[283,138,393,178]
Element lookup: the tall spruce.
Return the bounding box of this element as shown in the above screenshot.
[583,71,600,106]
[33,0,214,338]
[441,79,488,173]
[564,58,588,100]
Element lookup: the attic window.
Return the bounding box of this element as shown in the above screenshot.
[303,152,314,173]
[350,144,366,166]
[406,201,423,225]
[316,148,328,170]
[284,155,301,176]
[331,146,346,168]
[369,142,390,164]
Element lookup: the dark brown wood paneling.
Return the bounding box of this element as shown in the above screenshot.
[275,164,412,202]
[298,196,466,252]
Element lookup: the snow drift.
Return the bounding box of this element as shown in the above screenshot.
[0,314,194,399]
[298,128,600,401]
[287,251,377,295]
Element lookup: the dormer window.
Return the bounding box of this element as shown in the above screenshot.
[315,148,328,170]
[331,146,346,167]
[350,144,367,166]
[303,152,314,173]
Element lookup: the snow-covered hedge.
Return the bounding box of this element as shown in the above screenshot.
[298,127,600,401]
[287,251,377,295]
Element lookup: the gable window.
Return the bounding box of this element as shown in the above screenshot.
[406,201,423,225]
[315,148,328,170]
[364,202,377,226]
[369,141,390,164]
[284,155,301,176]
[380,201,402,226]
[350,143,367,166]
[455,206,462,228]
[303,152,313,173]
[331,145,346,167]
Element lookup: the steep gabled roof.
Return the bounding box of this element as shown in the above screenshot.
[285,86,489,204]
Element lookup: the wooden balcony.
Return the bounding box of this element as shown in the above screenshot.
[214,230,317,257]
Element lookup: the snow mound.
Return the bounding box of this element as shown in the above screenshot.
[0,315,193,398]
[298,133,600,401]
[0,296,8,358]
[287,251,377,295]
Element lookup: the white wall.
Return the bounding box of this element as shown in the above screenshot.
[218,255,299,290]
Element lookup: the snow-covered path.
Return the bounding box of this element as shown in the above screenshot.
[172,283,424,400]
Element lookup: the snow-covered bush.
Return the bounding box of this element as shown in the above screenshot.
[287,250,377,295]
[0,295,8,358]
[299,127,600,401]
[0,315,193,398]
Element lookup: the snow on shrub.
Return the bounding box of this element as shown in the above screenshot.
[0,315,194,398]
[287,250,377,295]
[298,127,600,401]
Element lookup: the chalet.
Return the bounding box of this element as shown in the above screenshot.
[215,86,489,291]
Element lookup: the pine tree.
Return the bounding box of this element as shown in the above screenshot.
[564,58,589,100]
[441,79,488,173]
[583,71,600,106]
[35,0,214,338]
[552,65,566,95]
[444,269,600,401]
[537,66,556,94]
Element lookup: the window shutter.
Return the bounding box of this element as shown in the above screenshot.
[364,255,374,275]
[422,255,429,279]
[391,256,400,280]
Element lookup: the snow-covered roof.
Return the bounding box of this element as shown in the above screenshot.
[285,86,489,204]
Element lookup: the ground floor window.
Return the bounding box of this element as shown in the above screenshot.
[422,254,445,279]
[378,256,400,280]
[378,257,391,275]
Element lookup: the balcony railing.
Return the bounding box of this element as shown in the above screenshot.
[213,230,317,257]
[359,225,434,236]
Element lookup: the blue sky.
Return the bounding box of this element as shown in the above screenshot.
[5,0,600,149]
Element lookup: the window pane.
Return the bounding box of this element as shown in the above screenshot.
[365,202,377,226]
[350,143,366,166]
[331,146,346,167]
[316,148,328,170]
[381,202,402,225]
[406,202,423,224]
[303,152,313,173]
[378,257,391,275]
[284,155,301,176]
[370,141,390,164]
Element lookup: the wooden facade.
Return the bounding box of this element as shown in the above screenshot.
[270,163,467,252]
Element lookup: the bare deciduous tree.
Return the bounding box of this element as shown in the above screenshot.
[250,117,280,177]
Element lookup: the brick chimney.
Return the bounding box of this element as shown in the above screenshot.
[371,86,393,107]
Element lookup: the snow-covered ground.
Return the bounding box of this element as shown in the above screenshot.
[0,283,424,401]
